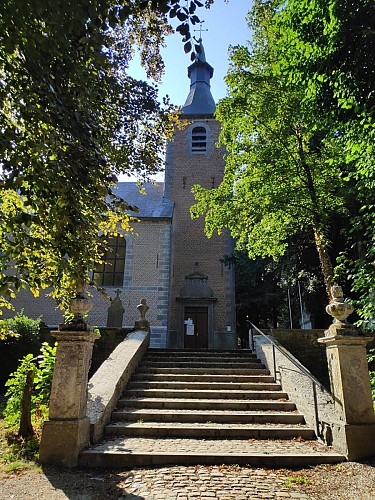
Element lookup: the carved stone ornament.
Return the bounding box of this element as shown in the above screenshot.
[134,298,150,332]
[60,282,93,331]
[137,298,149,320]
[325,284,356,337]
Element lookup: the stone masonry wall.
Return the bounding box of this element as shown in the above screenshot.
[271,329,329,387]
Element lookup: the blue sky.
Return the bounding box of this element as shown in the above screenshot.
[122,1,252,181]
[128,1,252,107]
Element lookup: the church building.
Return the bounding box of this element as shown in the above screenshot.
[5,42,236,349]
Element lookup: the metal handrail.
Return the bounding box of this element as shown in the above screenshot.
[247,321,328,391]
[247,320,331,437]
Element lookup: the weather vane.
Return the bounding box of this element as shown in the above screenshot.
[194,21,208,41]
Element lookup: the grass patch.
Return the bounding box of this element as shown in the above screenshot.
[284,476,310,487]
[0,414,43,475]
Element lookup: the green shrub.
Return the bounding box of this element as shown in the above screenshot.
[0,310,41,340]
[35,342,56,404]
[3,342,56,427]
[0,311,42,388]
[3,354,38,426]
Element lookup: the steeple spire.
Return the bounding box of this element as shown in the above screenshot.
[181,39,216,116]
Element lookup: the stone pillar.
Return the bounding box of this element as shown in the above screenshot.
[39,329,100,466]
[320,335,374,424]
[318,285,375,460]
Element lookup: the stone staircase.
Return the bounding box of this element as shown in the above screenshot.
[79,349,345,467]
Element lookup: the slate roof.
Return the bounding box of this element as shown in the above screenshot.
[114,182,174,219]
[182,40,216,116]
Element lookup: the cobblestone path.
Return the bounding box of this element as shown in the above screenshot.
[117,464,310,499]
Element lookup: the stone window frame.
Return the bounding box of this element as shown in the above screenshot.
[93,235,126,287]
[188,121,214,155]
[191,125,207,152]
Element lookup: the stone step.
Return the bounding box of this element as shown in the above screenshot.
[132,373,275,383]
[118,398,296,411]
[79,347,343,469]
[147,349,255,357]
[104,422,315,440]
[124,389,288,400]
[140,361,264,369]
[112,409,305,424]
[127,381,282,391]
[79,437,345,468]
[136,367,270,375]
[143,356,258,364]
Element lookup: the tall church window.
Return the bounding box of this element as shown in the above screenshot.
[93,236,126,287]
[191,126,207,152]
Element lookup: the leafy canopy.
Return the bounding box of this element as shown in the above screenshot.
[0,0,210,310]
[191,0,346,297]
[271,0,375,322]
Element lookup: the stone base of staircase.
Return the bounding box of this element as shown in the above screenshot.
[79,437,344,468]
[80,349,345,468]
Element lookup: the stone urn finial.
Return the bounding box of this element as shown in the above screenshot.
[325,284,356,337]
[137,298,149,320]
[60,281,93,331]
[134,298,150,332]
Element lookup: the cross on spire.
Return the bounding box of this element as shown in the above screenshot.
[194,22,208,41]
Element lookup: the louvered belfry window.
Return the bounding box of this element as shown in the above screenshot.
[93,236,126,287]
[191,126,207,152]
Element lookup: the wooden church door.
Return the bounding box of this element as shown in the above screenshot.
[184,306,208,349]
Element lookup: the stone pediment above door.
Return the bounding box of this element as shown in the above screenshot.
[179,272,214,299]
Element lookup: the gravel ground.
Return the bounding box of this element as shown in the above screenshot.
[1,459,375,499]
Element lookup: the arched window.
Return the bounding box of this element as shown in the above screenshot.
[93,236,126,287]
[191,126,207,152]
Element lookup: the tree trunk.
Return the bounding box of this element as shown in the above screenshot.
[313,223,334,302]
[19,370,34,438]
[295,131,334,301]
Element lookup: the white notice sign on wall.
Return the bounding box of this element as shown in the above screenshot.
[186,324,195,336]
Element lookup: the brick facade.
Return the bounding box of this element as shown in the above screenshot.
[4,218,172,349]
[166,119,236,349]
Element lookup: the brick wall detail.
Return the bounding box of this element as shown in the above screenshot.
[165,118,236,345]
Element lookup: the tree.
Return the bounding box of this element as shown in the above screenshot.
[231,226,330,331]
[191,0,346,300]
[0,0,210,312]
[271,0,375,323]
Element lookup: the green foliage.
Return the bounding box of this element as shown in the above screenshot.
[284,476,310,487]
[0,0,210,312]
[191,0,343,296]
[0,340,55,467]
[0,311,42,388]
[271,0,375,322]
[0,417,43,470]
[191,0,374,319]
[0,310,41,343]
[3,355,38,426]
[3,341,56,427]
[34,342,57,403]
[232,229,328,330]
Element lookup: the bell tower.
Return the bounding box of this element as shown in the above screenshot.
[165,40,236,349]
